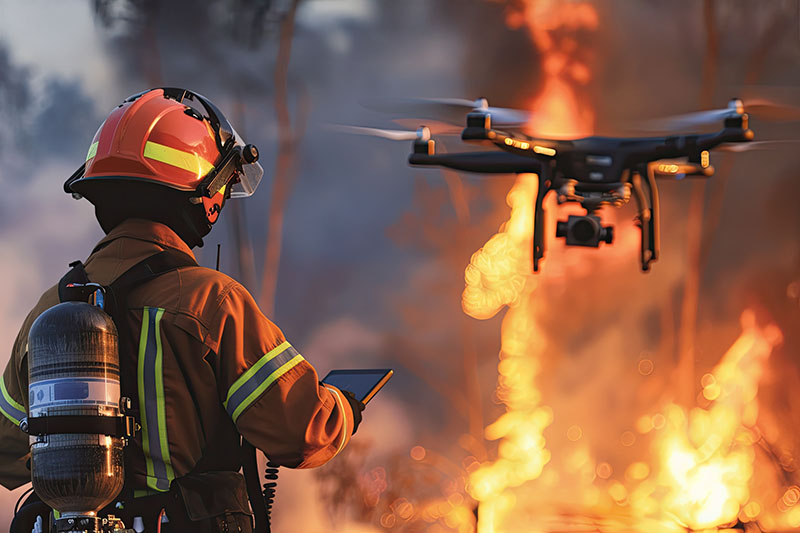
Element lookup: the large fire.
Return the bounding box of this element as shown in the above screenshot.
[463,2,597,530]
[455,2,794,533]
[627,311,784,532]
[463,174,551,532]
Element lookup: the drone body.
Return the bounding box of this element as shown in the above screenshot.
[402,98,756,272]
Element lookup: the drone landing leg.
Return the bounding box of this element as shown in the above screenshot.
[645,167,661,263]
[631,171,656,272]
[532,168,551,272]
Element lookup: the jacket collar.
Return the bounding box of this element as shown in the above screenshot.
[92,219,196,260]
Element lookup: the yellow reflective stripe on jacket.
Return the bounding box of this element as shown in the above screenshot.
[85,141,98,162]
[137,307,174,492]
[224,341,305,423]
[0,377,25,426]
[143,141,215,177]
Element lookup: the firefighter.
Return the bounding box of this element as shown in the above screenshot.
[0,88,364,531]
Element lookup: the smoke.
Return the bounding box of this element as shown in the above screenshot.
[0,0,798,531]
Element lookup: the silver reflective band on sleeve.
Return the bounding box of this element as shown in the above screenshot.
[224,341,305,423]
[0,377,25,426]
[137,307,174,492]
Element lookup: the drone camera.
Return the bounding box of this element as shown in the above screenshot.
[556,214,614,247]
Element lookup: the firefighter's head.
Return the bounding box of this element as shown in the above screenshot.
[64,88,262,248]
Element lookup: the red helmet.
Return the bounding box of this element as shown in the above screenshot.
[65,88,262,225]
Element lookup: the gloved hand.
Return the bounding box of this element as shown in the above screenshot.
[340,390,365,435]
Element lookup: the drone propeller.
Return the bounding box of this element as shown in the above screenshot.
[739,98,800,122]
[715,140,800,153]
[330,124,444,142]
[361,96,533,126]
[641,97,800,132]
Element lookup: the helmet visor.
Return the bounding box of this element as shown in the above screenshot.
[231,161,263,198]
[229,126,263,198]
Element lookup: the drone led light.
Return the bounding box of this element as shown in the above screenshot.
[533,146,556,156]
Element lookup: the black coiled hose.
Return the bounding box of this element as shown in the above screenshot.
[262,461,280,526]
[242,440,280,533]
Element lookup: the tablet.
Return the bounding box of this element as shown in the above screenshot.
[322,369,393,405]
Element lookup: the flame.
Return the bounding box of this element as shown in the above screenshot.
[509,0,598,139]
[463,2,597,531]
[463,175,552,532]
[628,311,784,531]
[457,3,794,533]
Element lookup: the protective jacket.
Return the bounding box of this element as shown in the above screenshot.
[0,218,355,495]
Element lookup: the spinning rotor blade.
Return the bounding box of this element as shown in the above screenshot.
[361,96,533,126]
[740,98,800,121]
[715,140,800,153]
[391,118,463,135]
[642,97,800,132]
[485,107,533,126]
[643,109,735,131]
[330,125,424,141]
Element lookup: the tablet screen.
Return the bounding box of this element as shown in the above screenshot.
[322,369,393,404]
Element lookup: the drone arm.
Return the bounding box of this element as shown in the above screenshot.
[694,127,754,152]
[462,125,557,163]
[408,151,541,174]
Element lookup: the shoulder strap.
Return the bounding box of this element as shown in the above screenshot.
[105,250,198,316]
[57,250,198,311]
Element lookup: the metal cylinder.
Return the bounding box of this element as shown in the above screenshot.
[28,302,124,514]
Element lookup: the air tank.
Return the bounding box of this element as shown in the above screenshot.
[27,301,125,514]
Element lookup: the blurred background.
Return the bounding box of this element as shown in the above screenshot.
[0,1,799,531]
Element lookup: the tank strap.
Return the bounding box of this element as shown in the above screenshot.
[24,414,136,439]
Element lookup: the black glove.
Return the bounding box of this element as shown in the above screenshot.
[340,390,365,435]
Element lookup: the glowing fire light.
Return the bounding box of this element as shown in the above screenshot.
[462,2,597,531]
[630,311,783,531]
[457,3,790,533]
[463,175,553,532]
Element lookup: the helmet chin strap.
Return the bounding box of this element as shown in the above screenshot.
[186,185,227,248]
[181,203,211,249]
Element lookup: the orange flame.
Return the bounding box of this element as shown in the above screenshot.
[509,0,598,139]
[628,311,783,531]
[458,3,793,533]
[463,175,553,532]
[463,2,597,531]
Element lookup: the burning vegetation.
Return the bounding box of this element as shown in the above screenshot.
[312,1,800,532]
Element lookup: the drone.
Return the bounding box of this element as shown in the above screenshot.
[340,96,798,273]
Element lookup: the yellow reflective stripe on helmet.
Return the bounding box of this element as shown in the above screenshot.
[85,141,98,162]
[143,141,215,177]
